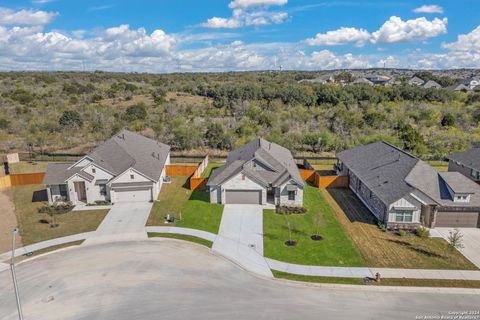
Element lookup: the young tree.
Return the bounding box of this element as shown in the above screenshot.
[312,210,323,240]
[447,228,464,250]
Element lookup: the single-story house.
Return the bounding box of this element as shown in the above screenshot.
[423,80,442,89]
[448,148,480,183]
[336,141,480,229]
[207,138,304,206]
[407,76,425,86]
[446,83,472,92]
[43,129,170,205]
[352,77,374,86]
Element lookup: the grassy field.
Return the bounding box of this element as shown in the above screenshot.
[324,188,477,270]
[147,176,224,234]
[9,161,49,174]
[147,232,213,248]
[11,184,109,245]
[427,160,449,172]
[272,270,480,288]
[201,162,223,178]
[263,185,366,267]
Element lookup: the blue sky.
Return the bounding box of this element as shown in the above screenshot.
[0,0,479,71]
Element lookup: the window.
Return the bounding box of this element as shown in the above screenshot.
[59,184,68,198]
[241,174,245,181]
[394,210,413,223]
[99,184,107,196]
[130,174,134,180]
[288,191,295,201]
[471,169,479,179]
[92,168,96,174]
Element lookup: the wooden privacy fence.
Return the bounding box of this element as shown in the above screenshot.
[0,172,45,189]
[166,156,210,190]
[301,159,349,189]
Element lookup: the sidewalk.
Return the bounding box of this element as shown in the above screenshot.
[146,226,217,242]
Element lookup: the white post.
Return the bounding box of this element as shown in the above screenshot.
[11,228,24,320]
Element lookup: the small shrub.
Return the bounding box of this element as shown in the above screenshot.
[415,226,430,238]
[275,205,307,215]
[87,200,111,206]
[398,229,407,237]
[377,222,387,232]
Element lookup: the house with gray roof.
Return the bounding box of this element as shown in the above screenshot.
[336,141,480,229]
[43,129,170,205]
[448,148,480,183]
[207,138,304,206]
[407,76,425,86]
[422,80,442,89]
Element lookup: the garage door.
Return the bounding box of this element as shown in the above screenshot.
[436,212,479,228]
[115,187,152,203]
[225,190,261,205]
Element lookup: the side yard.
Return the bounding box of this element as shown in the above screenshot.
[263,185,366,267]
[323,188,476,270]
[9,161,49,174]
[11,184,109,246]
[147,176,224,234]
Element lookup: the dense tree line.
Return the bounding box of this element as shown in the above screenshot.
[0,71,479,159]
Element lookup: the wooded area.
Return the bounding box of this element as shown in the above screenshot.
[0,71,479,159]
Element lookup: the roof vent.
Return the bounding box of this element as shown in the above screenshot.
[157,153,160,160]
[151,152,155,158]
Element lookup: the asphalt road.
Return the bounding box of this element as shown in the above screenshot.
[0,240,478,320]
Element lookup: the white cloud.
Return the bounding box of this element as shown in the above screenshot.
[371,16,447,43]
[0,7,58,26]
[229,0,287,9]
[202,1,288,29]
[413,5,444,14]
[307,16,448,47]
[32,0,55,4]
[306,27,370,47]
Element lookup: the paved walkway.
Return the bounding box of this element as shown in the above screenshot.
[434,228,480,268]
[72,204,114,211]
[146,226,217,242]
[267,258,372,278]
[0,232,94,262]
[212,205,272,278]
[0,262,10,273]
[84,202,152,245]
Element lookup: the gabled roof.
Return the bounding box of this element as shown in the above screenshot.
[423,80,441,89]
[337,141,418,205]
[207,138,304,187]
[407,76,425,85]
[448,148,480,171]
[338,141,480,207]
[43,129,170,185]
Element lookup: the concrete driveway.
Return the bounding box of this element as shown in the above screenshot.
[212,204,272,277]
[1,241,479,320]
[84,202,152,244]
[435,228,480,268]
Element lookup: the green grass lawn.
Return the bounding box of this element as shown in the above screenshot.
[147,176,224,234]
[11,184,109,245]
[272,270,480,288]
[9,161,49,174]
[201,162,223,178]
[263,185,366,267]
[427,160,449,172]
[147,232,213,248]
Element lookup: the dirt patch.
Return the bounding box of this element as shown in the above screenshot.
[0,189,22,253]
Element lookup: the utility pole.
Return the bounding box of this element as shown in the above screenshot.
[11,228,24,320]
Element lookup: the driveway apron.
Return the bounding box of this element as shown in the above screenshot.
[84,202,152,244]
[212,204,272,278]
[435,227,480,268]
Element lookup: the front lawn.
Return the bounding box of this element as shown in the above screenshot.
[263,184,366,267]
[147,176,224,234]
[324,188,477,270]
[11,184,109,245]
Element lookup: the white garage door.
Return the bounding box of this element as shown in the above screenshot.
[115,188,152,203]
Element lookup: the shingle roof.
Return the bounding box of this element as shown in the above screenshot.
[43,129,170,185]
[423,80,441,89]
[448,148,480,171]
[337,141,480,207]
[337,141,418,205]
[207,138,304,187]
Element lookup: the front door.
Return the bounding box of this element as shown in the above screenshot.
[74,181,87,202]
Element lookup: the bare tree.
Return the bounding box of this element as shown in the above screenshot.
[447,228,464,250]
[312,210,323,240]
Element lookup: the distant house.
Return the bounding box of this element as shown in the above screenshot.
[352,77,374,86]
[407,76,425,86]
[43,129,171,205]
[446,83,472,92]
[365,75,391,85]
[448,148,480,183]
[336,141,480,229]
[207,138,304,206]
[422,80,442,89]
[466,76,480,89]
[298,74,335,84]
